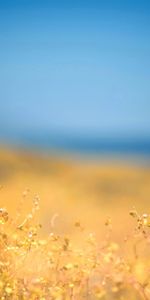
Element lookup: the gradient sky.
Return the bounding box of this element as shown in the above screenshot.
[0,0,150,139]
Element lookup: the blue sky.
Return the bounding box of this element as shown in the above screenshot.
[0,0,150,139]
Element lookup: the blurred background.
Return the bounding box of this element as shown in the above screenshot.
[0,0,150,237]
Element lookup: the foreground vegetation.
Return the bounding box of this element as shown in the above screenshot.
[1,200,150,299]
[0,148,150,299]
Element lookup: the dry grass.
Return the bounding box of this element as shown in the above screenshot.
[0,147,150,299]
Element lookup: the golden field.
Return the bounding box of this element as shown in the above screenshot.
[0,147,150,299]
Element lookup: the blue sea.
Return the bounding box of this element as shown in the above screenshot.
[0,129,150,162]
